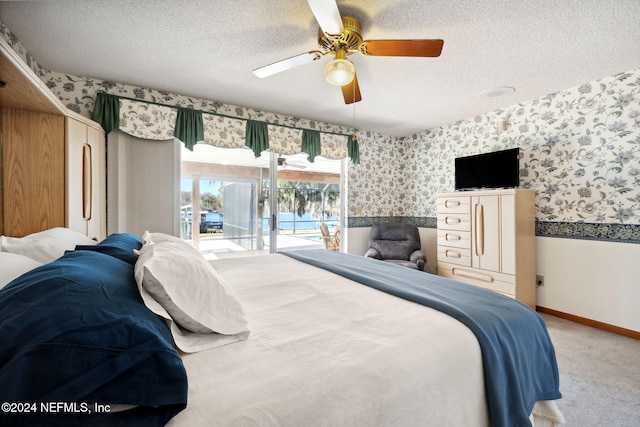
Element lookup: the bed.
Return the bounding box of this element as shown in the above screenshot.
[0,228,565,427]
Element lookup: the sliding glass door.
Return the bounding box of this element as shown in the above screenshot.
[180,144,342,259]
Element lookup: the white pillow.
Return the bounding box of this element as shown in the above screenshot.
[141,230,185,245]
[1,227,97,264]
[0,252,43,289]
[134,238,250,353]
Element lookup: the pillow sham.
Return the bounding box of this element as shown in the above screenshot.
[74,232,143,265]
[134,237,250,353]
[0,250,187,426]
[0,252,43,289]
[1,227,97,263]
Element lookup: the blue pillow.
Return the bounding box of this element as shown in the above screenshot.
[0,250,187,426]
[74,233,142,265]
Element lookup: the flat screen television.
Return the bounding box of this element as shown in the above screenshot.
[454,148,520,191]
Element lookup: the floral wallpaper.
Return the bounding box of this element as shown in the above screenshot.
[348,68,640,242]
[347,132,410,215]
[2,20,638,242]
[409,71,640,224]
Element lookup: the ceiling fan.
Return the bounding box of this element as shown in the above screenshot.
[252,0,444,104]
[278,156,308,170]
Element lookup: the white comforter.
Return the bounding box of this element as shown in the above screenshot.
[168,254,563,427]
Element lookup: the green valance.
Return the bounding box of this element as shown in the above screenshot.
[348,134,360,165]
[245,120,269,158]
[174,108,204,151]
[92,91,359,163]
[91,92,120,134]
[301,129,321,163]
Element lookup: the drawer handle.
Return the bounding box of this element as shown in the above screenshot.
[452,268,494,283]
[445,217,461,224]
[475,203,484,256]
[446,233,461,241]
[445,200,461,208]
[445,250,461,258]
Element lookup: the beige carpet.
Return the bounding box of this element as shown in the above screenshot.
[541,313,640,426]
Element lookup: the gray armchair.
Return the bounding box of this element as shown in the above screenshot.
[365,223,426,271]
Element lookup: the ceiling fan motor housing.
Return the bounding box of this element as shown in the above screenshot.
[318,16,363,54]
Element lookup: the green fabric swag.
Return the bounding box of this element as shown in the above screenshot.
[301,129,321,163]
[174,108,204,151]
[245,120,269,158]
[91,92,120,134]
[348,134,360,164]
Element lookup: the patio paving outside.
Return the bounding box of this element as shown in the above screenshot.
[197,233,325,260]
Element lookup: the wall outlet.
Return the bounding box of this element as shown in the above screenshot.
[536,275,544,287]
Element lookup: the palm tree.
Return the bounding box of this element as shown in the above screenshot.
[276,181,339,220]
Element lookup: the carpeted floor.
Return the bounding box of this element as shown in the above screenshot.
[540,313,640,426]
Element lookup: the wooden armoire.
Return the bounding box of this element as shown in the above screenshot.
[0,38,106,240]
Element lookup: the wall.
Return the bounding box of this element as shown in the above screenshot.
[536,237,640,331]
[350,69,640,332]
[107,131,181,237]
[347,132,413,217]
[345,69,640,331]
[348,69,640,227]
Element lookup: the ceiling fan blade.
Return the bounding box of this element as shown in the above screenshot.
[253,51,322,78]
[341,73,362,104]
[307,0,344,36]
[362,39,444,57]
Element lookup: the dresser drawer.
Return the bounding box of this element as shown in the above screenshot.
[437,229,471,249]
[438,265,516,296]
[437,247,471,267]
[437,196,470,214]
[437,213,471,231]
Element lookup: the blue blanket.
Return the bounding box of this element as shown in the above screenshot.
[0,245,187,426]
[282,249,561,427]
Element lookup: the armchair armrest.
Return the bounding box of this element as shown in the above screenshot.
[410,250,426,271]
[365,248,382,259]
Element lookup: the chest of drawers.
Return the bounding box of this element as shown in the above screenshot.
[436,189,536,309]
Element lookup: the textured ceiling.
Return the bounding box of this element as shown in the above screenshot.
[1,0,639,137]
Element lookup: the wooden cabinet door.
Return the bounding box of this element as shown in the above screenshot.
[471,195,501,272]
[500,194,516,275]
[2,109,65,237]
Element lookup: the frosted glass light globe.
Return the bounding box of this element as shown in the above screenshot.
[324,59,355,86]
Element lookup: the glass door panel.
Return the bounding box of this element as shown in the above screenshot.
[181,144,270,259]
[275,153,342,251]
[180,145,342,258]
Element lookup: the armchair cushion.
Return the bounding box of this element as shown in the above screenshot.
[365,223,426,270]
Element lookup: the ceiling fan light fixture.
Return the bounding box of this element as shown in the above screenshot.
[324,58,355,86]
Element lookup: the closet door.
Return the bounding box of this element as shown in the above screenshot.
[471,195,501,272]
[66,118,88,235]
[85,124,106,240]
[65,117,106,240]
